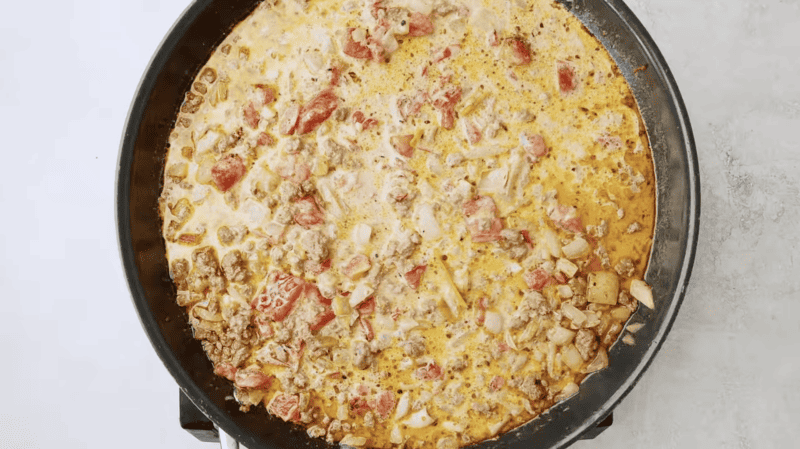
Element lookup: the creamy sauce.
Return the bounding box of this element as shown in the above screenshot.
[159,0,655,447]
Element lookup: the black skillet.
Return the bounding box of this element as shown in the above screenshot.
[116,0,700,447]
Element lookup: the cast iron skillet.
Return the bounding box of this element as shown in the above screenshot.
[116,0,699,447]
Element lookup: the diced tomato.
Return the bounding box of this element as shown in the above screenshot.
[463,196,503,243]
[588,256,604,272]
[234,368,272,389]
[415,362,443,381]
[251,271,305,321]
[350,397,371,416]
[211,154,246,192]
[244,101,260,129]
[279,103,300,135]
[305,282,332,306]
[329,64,341,87]
[464,120,482,144]
[343,28,373,59]
[276,158,311,185]
[489,30,500,47]
[257,132,275,147]
[407,12,434,36]
[352,111,379,130]
[343,254,371,279]
[391,308,401,321]
[390,134,415,158]
[505,38,531,66]
[497,342,511,352]
[476,297,488,324]
[296,90,338,135]
[432,45,460,63]
[548,204,583,233]
[430,83,462,130]
[293,196,325,227]
[356,297,376,315]
[359,317,374,341]
[309,309,335,332]
[520,230,534,247]
[214,363,237,381]
[177,234,200,244]
[305,258,332,277]
[374,390,395,420]
[489,376,505,392]
[521,132,548,158]
[404,265,427,290]
[259,85,277,104]
[268,393,301,422]
[524,268,553,291]
[557,60,577,94]
[397,92,427,119]
[597,134,624,150]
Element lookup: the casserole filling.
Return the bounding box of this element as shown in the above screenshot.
[159,0,656,447]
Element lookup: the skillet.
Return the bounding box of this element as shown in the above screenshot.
[116,0,700,447]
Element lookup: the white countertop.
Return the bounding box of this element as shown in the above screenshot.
[1,0,797,447]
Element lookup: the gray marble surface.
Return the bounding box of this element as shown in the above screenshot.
[0,0,797,448]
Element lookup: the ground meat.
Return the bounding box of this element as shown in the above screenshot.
[192,246,220,277]
[448,357,468,371]
[518,375,544,401]
[221,250,249,283]
[352,340,375,370]
[299,229,329,262]
[278,180,301,203]
[274,205,294,225]
[333,107,350,121]
[401,334,426,357]
[523,291,550,316]
[575,329,597,361]
[322,139,346,166]
[614,258,635,277]
[568,277,588,307]
[170,258,190,282]
[603,323,622,346]
[499,229,528,260]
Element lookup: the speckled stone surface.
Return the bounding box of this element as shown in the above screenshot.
[0,0,797,448]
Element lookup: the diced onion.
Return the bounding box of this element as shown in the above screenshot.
[403,409,434,428]
[630,279,654,309]
[562,345,583,371]
[556,258,578,278]
[348,283,374,307]
[340,434,367,447]
[561,303,586,327]
[626,323,644,333]
[390,426,404,444]
[583,348,608,373]
[555,382,579,402]
[484,311,504,334]
[488,415,510,435]
[395,392,410,420]
[562,237,590,259]
[546,326,576,346]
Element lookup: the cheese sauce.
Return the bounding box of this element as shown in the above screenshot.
[159,0,655,447]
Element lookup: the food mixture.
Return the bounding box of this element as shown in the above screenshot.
[158,0,656,447]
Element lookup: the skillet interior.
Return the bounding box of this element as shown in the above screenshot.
[116,0,699,447]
